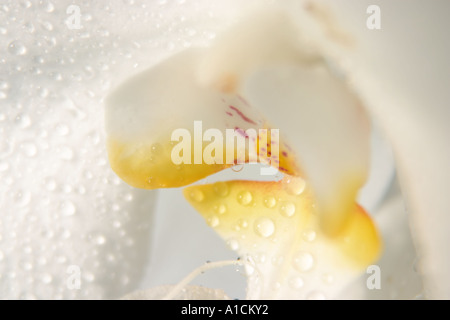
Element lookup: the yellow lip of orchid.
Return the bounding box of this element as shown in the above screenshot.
[183,177,381,299]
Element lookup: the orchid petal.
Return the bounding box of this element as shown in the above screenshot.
[244,64,370,236]
[196,9,370,236]
[183,179,381,299]
[105,49,299,189]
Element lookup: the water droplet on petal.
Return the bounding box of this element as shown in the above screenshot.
[227,239,239,251]
[245,260,255,276]
[15,114,31,129]
[60,201,76,216]
[207,215,219,228]
[0,161,9,172]
[293,252,314,272]
[190,189,204,202]
[238,219,248,229]
[286,177,306,196]
[237,191,252,206]
[254,217,275,238]
[213,182,229,197]
[289,276,304,289]
[20,142,37,157]
[302,230,316,242]
[8,40,27,55]
[0,80,8,90]
[95,235,106,245]
[263,196,276,208]
[41,273,53,284]
[14,191,31,207]
[84,272,95,283]
[45,178,57,191]
[272,282,281,290]
[213,204,227,215]
[272,255,284,266]
[279,201,296,217]
[151,143,162,154]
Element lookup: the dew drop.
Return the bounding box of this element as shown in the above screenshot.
[45,178,57,191]
[42,21,53,31]
[279,202,296,217]
[60,201,76,216]
[44,1,55,13]
[15,114,31,128]
[245,261,255,276]
[302,230,316,242]
[0,161,9,172]
[263,196,276,208]
[207,215,219,228]
[95,235,106,245]
[20,142,37,157]
[151,143,163,154]
[8,40,27,55]
[0,80,8,90]
[272,282,281,290]
[286,177,306,196]
[84,272,95,283]
[237,191,252,206]
[293,252,314,272]
[227,239,239,251]
[41,273,53,284]
[272,255,284,266]
[254,217,275,238]
[213,182,229,197]
[13,191,31,207]
[39,87,49,98]
[238,219,248,229]
[61,230,71,239]
[289,276,304,289]
[213,204,227,215]
[190,189,204,202]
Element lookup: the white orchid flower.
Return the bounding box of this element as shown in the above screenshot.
[0,0,448,300]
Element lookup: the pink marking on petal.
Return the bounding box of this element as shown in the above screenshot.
[229,105,258,125]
